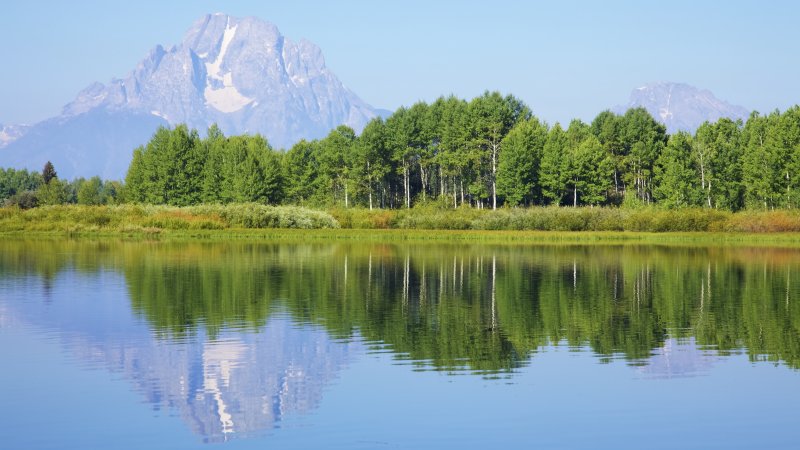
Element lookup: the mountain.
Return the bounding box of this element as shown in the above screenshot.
[0,13,381,180]
[617,82,750,134]
[0,123,30,148]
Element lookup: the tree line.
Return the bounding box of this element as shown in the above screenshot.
[123,91,800,211]
[4,91,800,211]
[1,163,122,208]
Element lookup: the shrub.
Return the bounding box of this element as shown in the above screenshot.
[189,204,339,229]
[3,190,38,209]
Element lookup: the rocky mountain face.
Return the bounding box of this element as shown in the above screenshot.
[618,82,750,133]
[0,13,381,180]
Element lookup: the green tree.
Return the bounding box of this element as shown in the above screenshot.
[200,124,227,203]
[319,125,357,207]
[386,108,418,208]
[694,118,743,210]
[37,178,70,205]
[496,117,548,206]
[620,108,667,204]
[469,91,530,209]
[435,96,471,207]
[654,132,701,208]
[571,135,613,206]
[540,123,569,205]
[354,118,392,209]
[77,176,105,205]
[0,168,42,202]
[775,107,800,208]
[591,110,625,201]
[283,140,323,205]
[559,121,612,207]
[124,146,148,203]
[124,125,204,206]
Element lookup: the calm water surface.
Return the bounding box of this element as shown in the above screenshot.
[1,238,799,449]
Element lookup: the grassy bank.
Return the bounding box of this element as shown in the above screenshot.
[2,205,800,244]
[0,204,339,234]
[329,205,800,233]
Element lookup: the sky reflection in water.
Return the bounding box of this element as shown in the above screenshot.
[0,239,798,449]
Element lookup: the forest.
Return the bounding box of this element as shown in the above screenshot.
[2,91,800,212]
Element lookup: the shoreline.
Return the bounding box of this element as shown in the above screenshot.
[2,204,800,246]
[3,227,800,247]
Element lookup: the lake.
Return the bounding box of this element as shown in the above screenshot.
[1,237,798,449]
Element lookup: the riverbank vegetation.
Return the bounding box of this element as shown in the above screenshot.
[3,203,800,236]
[0,204,338,233]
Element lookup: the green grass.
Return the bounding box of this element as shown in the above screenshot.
[2,204,800,246]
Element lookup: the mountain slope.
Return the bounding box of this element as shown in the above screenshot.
[0,13,381,180]
[617,82,750,133]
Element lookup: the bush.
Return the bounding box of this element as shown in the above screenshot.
[3,190,38,209]
[328,207,398,229]
[189,204,339,229]
[722,210,800,232]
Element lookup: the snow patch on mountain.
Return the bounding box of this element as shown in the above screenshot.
[202,19,254,113]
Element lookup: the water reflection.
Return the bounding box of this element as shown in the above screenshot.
[1,239,799,441]
[0,258,353,443]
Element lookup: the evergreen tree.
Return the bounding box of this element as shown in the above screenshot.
[42,161,57,185]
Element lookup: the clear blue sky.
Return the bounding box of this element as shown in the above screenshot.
[2,0,799,126]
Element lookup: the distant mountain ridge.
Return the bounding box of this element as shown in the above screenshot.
[0,13,381,180]
[617,82,750,133]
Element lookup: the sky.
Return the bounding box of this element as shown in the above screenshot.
[2,0,799,126]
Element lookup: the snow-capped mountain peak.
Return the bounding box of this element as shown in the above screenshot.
[2,14,381,179]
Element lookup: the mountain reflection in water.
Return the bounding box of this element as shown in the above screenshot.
[1,238,798,442]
